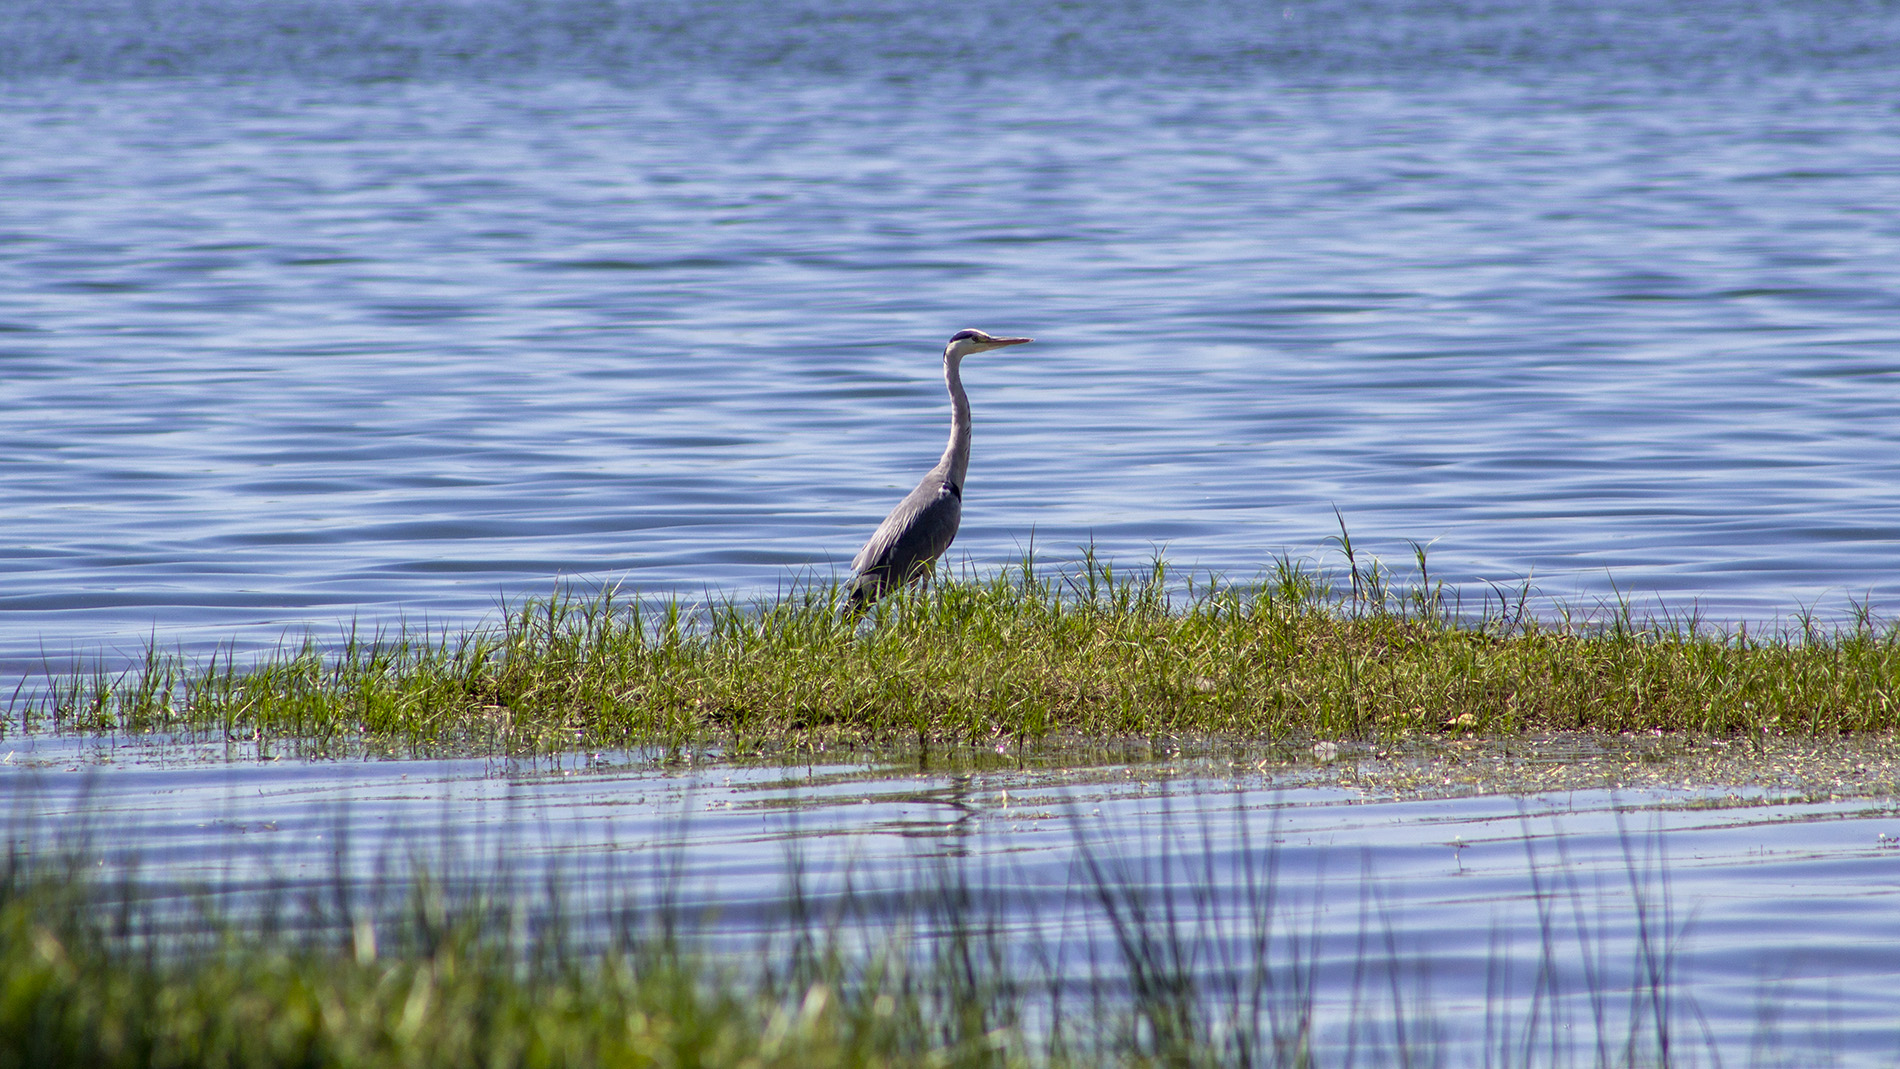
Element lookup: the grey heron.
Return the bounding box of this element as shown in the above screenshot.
[847,328,1034,610]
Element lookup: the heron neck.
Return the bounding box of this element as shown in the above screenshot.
[940,352,972,489]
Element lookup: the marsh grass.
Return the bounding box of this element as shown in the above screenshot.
[0,798,1716,1069]
[21,545,1900,755]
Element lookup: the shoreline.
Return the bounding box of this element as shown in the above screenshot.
[17,556,1900,768]
[9,727,1900,809]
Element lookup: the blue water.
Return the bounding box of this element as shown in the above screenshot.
[7,8,1900,1059]
[4,1,1900,674]
[8,738,1900,1064]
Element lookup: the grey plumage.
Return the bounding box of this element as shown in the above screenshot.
[848,329,1033,610]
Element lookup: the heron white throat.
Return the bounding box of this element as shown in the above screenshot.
[847,329,1034,610]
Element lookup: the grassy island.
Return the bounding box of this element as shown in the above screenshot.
[9,553,1895,1067]
[31,553,1900,755]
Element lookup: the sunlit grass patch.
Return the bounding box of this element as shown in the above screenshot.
[23,545,1900,755]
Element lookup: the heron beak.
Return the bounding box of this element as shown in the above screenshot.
[985,337,1033,349]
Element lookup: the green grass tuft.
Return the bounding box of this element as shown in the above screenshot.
[0,800,1712,1069]
[23,550,1900,755]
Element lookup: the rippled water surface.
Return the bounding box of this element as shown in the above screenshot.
[4,0,1900,674]
[7,8,1900,1058]
[8,741,1900,1063]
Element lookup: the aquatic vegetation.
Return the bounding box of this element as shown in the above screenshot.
[0,800,1720,1069]
[21,547,1900,755]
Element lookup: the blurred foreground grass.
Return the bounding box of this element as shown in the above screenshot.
[28,550,1900,755]
[1,794,1701,1069]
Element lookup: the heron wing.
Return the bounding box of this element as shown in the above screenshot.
[851,477,963,589]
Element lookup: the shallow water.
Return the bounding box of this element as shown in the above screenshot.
[5,1,1900,679]
[7,10,1900,1053]
[7,739,1900,1063]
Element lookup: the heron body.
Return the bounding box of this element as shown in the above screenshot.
[848,329,1033,609]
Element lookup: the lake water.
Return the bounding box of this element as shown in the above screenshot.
[5,0,1900,678]
[7,737,1900,1064]
[6,7,1900,1058]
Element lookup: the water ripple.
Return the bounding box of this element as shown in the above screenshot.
[3,4,1900,670]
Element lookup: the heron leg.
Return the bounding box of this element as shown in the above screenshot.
[911,558,942,598]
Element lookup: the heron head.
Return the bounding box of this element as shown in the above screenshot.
[944,328,1033,361]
